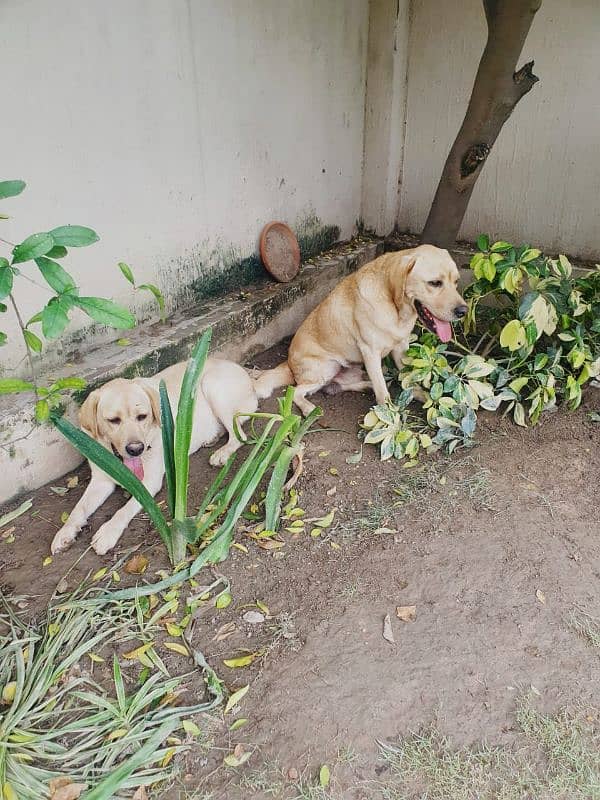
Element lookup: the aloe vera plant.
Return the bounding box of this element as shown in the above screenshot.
[0,580,222,799]
[54,328,321,576]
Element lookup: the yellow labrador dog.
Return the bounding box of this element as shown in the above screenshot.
[51,358,264,556]
[255,244,467,415]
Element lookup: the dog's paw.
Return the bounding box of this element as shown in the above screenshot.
[209,447,234,467]
[51,525,78,554]
[91,524,122,555]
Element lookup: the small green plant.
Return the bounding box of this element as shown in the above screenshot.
[55,328,321,573]
[119,260,166,322]
[0,179,163,423]
[363,237,600,463]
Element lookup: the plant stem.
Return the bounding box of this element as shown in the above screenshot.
[9,293,39,396]
[481,333,499,358]
[450,338,473,355]
[473,330,489,354]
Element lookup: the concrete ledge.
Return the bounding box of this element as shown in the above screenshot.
[0,239,384,505]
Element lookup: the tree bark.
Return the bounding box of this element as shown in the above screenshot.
[420,0,542,249]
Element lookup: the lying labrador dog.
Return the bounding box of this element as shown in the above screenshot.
[51,358,266,556]
[255,244,467,415]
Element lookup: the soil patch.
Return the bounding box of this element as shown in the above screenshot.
[1,341,599,798]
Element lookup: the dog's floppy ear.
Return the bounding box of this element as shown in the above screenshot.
[392,256,417,309]
[134,380,161,425]
[79,389,101,439]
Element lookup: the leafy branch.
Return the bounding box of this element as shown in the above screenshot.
[0,179,163,422]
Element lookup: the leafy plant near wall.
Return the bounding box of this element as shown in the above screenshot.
[0,179,164,421]
[56,328,321,576]
[363,237,600,462]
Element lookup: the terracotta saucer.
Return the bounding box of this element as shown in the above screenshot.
[259,221,301,283]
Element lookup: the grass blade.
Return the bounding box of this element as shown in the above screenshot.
[174,329,212,520]
[53,415,173,559]
[159,379,176,519]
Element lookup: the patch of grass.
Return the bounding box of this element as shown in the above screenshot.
[336,744,358,765]
[290,778,331,800]
[334,490,397,540]
[335,456,498,540]
[339,581,360,599]
[568,610,600,650]
[376,700,600,800]
[237,762,285,796]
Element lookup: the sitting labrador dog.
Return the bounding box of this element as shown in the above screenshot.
[255,244,467,415]
[51,357,267,556]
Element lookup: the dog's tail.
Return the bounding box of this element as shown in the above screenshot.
[252,361,295,400]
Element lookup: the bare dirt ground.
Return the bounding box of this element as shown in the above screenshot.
[1,340,600,799]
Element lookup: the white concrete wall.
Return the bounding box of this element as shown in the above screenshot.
[399,0,600,259]
[1,0,369,373]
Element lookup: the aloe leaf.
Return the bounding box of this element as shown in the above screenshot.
[193,453,236,523]
[52,415,172,558]
[264,445,297,530]
[174,329,212,520]
[159,379,176,518]
[79,719,178,800]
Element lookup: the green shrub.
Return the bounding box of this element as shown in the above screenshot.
[363,237,600,462]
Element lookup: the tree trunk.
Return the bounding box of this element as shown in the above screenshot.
[420,0,542,249]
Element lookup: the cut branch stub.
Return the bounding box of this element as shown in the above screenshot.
[460,144,491,179]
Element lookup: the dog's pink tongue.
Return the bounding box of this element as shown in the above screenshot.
[123,457,144,481]
[432,316,453,343]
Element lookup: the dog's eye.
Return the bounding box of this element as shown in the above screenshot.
[428,280,443,288]
[137,414,148,422]
[108,417,121,425]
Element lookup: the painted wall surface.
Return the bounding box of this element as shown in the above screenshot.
[361,0,410,234]
[1,0,368,373]
[399,0,600,258]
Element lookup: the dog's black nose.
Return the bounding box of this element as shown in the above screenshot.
[125,441,145,457]
[454,304,468,318]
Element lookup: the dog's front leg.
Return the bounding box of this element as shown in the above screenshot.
[361,347,390,406]
[391,342,409,373]
[51,471,116,554]
[91,462,164,555]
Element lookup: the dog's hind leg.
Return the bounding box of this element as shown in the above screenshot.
[209,412,250,466]
[203,366,259,467]
[291,358,340,416]
[329,364,372,394]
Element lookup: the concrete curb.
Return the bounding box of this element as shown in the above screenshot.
[0,239,384,505]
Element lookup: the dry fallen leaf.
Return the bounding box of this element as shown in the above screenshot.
[214,622,237,642]
[382,614,395,645]
[125,554,149,574]
[132,787,148,800]
[223,651,261,668]
[535,589,546,605]
[396,605,416,622]
[56,578,69,594]
[48,779,86,800]
[66,476,79,489]
[224,742,252,767]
